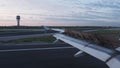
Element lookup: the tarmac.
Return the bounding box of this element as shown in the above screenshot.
[0,30,57,37]
[0,43,109,68]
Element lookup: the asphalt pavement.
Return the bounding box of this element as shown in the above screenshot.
[0,43,109,68]
[0,30,57,37]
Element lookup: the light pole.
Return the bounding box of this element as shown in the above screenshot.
[16,15,20,27]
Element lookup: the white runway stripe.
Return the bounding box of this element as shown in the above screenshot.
[0,47,74,52]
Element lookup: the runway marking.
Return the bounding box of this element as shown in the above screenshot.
[0,47,74,52]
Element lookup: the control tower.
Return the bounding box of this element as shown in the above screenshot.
[16,15,20,27]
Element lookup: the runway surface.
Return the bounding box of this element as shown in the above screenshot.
[0,30,57,37]
[0,43,109,68]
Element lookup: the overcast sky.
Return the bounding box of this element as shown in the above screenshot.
[0,0,120,26]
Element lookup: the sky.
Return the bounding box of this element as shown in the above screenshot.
[0,0,120,26]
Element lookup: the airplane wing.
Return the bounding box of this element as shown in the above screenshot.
[52,29,120,68]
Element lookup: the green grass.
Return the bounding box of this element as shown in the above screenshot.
[94,30,120,38]
[10,36,56,43]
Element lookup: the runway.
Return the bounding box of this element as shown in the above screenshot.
[0,30,57,37]
[0,43,109,68]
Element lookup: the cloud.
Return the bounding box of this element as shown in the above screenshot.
[0,0,120,26]
[87,0,120,9]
